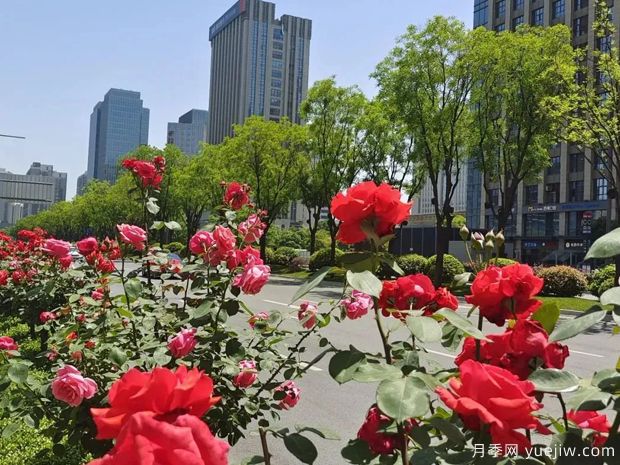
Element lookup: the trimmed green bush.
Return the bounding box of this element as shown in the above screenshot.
[396,254,428,276]
[536,266,588,297]
[588,264,615,296]
[164,242,185,254]
[309,248,344,271]
[484,258,517,268]
[424,254,465,284]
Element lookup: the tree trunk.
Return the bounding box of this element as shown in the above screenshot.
[327,213,339,265]
[260,223,271,262]
[614,199,620,285]
[434,223,450,286]
[307,210,321,255]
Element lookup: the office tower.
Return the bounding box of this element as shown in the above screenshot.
[167,109,209,155]
[86,89,149,184]
[208,0,312,144]
[76,172,88,196]
[468,0,608,265]
[0,163,67,227]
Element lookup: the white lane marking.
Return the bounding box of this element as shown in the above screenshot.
[569,349,604,358]
[263,299,299,308]
[425,349,456,359]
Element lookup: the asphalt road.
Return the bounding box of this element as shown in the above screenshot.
[111,266,618,464]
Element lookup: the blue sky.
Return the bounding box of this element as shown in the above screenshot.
[0,0,472,197]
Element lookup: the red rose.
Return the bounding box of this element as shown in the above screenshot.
[122,158,164,189]
[275,380,300,409]
[0,336,18,352]
[330,181,412,244]
[0,270,8,286]
[116,224,147,251]
[91,366,219,440]
[39,311,57,323]
[233,360,258,388]
[456,319,569,379]
[437,360,548,453]
[42,238,71,258]
[567,410,611,447]
[77,237,99,256]
[248,312,269,328]
[465,264,543,326]
[357,405,416,455]
[87,412,229,465]
[379,274,456,319]
[297,301,318,329]
[223,182,250,210]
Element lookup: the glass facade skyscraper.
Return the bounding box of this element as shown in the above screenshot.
[208,0,312,144]
[167,109,209,155]
[86,89,149,184]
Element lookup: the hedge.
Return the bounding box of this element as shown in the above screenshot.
[309,248,344,271]
[396,254,428,276]
[424,254,465,284]
[536,266,588,297]
[588,264,615,297]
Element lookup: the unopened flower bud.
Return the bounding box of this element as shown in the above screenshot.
[495,231,505,247]
[484,240,495,251]
[459,225,470,241]
[472,232,484,242]
[485,230,496,242]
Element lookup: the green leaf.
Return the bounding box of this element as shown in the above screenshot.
[376,376,429,421]
[600,286,620,306]
[146,197,160,215]
[532,302,561,334]
[52,443,66,456]
[585,227,620,259]
[1,423,19,439]
[436,309,487,340]
[329,349,366,384]
[240,456,265,465]
[124,278,143,302]
[150,221,164,230]
[117,307,134,319]
[283,433,318,464]
[295,425,340,440]
[549,307,607,342]
[346,270,382,298]
[340,252,375,272]
[8,363,28,384]
[406,316,442,343]
[528,369,580,393]
[352,362,402,383]
[380,256,404,276]
[109,347,127,366]
[154,347,172,366]
[191,301,215,320]
[341,439,375,463]
[164,221,182,231]
[428,417,465,444]
[290,266,331,303]
[566,386,612,410]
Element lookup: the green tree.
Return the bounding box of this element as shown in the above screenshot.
[468,24,576,254]
[219,116,309,258]
[301,77,366,262]
[373,17,473,284]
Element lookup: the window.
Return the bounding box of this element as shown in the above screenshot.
[594,178,608,200]
[552,0,565,18]
[547,156,561,175]
[273,28,283,41]
[272,51,283,59]
[532,7,544,25]
[567,211,585,236]
[574,16,588,37]
[474,0,489,27]
[595,151,608,171]
[524,213,559,237]
[271,79,282,88]
[270,97,281,107]
[271,88,281,97]
[512,15,524,28]
[545,183,560,203]
[569,153,585,172]
[269,108,280,116]
[525,185,538,205]
[496,0,506,18]
[575,0,588,9]
[273,41,283,50]
[569,180,584,202]
[599,35,612,52]
[488,188,500,207]
[513,0,524,9]
[495,23,506,31]
[271,70,282,78]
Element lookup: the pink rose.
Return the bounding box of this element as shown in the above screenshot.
[341,290,373,320]
[213,225,236,254]
[167,328,197,358]
[275,380,300,409]
[238,214,265,244]
[51,365,98,406]
[58,254,73,269]
[298,301,318,329]
[0,336,18,352]
[228,246,263,270]
[91,289,104,301]
[249,312,269,328]
[233,264,270,295]
[116,224,147,251]
[39,311,57,323]
[233,360,258,388]
[77,237,99,256]
[42,238,71,258]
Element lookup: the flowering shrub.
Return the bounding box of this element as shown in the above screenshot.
[0,177,619,464]
[536,265,589,297]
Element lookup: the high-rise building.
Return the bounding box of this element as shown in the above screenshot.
[76,172,88,196]
[167,109,209,155]
[208,0,312,144]
[86,89,149,184]
[0,163,67,227]
[468,0,608,265]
